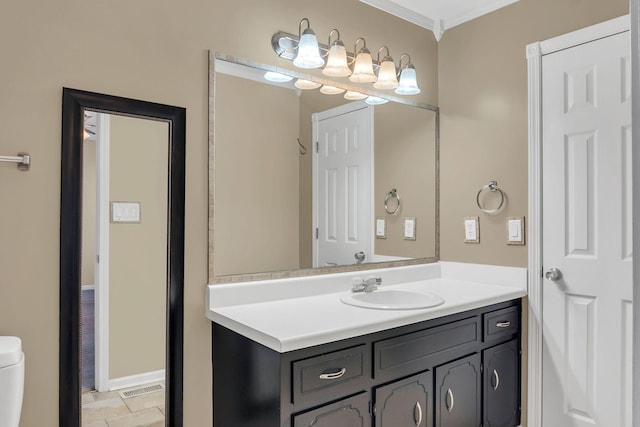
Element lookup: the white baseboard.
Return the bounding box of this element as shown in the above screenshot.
[108,369,165,391]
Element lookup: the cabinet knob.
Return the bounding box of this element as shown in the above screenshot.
[446,388,455,412]
[413,402,423,426]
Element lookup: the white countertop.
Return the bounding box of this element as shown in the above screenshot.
[206,262,527,353]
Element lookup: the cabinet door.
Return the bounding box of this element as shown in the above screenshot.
[293,392,370,427]
[435,354,481,427]
[483,340,520,427]
[374,370,433,427]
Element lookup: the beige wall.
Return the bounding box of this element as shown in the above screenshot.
[81,140,96,287]
[108,115,168,380]
[214,73,300,276]
[374,103,436,259]
[438,0,629,267]
[0,1,438,425]
[0,0,627,425]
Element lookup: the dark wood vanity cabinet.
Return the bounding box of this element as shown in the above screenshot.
[212,299,521,427]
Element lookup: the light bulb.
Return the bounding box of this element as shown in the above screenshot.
[374,57,399,90]
[350,49,376,83]
[365,96,389,105]
[264,71,293,83]
[395,64,421,95]
[295,79,322,90]
[323,41,351,77]
[344,91,367,100]
[293,29,325,69]
[320,85,346,95]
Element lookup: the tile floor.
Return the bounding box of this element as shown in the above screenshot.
[82,383,165,427]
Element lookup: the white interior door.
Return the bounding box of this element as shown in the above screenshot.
[542,31,632,426]
[313,103,373,268]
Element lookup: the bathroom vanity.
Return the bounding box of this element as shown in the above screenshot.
[206,263,526,427]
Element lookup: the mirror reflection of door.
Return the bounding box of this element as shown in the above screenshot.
[313,103,373,268]
[80,111,169,426]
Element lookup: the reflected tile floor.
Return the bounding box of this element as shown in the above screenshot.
[82,383,165,427]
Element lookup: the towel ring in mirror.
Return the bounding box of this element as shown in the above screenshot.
[476,181,505,214]
[384,188,401,215]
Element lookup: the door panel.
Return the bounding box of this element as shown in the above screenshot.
[375,370,433,427]
[483,340,519,427]
[293,392,370,427]
[435,353,481,427]
[542,30,632,427]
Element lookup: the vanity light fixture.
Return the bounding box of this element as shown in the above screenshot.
[263,71,294,83]
[350,38,377,83]
[271,20,422,96]
[295,79,322,90]
[320,85,346,95]
[292,18,325,69]
[374,47,399,90]
[395,54,421,95]
[344,90,368,100]
[323,29,351,77]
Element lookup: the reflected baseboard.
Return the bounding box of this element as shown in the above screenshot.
[107,369,165,392]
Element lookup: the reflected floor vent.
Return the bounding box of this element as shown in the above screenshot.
[119,383,164,399]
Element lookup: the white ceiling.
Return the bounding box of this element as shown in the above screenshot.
[359,0,519,41]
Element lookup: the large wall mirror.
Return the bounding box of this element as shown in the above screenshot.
[209,52,438,281]
[60,88,185,426]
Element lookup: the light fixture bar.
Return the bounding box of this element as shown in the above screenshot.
[271,31,385,68]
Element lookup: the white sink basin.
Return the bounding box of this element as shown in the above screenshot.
[339,289,445,310]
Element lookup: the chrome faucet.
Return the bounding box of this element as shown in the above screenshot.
[351,276,381,293]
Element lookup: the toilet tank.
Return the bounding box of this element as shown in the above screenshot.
[0,337,24,427]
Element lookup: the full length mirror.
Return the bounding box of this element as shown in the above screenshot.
[60,88,185,427]
[209,54,438,280]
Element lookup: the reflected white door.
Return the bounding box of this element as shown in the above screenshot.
[313,103,373,268]
[542,31,632,426]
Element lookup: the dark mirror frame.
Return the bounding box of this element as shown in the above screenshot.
[59,88,185,427]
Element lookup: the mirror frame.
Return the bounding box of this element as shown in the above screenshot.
[59,88,186,427]
[208,52,440,282]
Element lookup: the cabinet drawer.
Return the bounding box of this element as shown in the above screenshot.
[374,317,479,381]
[483,306,519,341]
[292,344,369,407]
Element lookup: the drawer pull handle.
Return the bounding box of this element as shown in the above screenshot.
[413,402,423,426]
[496,321,511,328]
[446,388,455,412]
[493,369,500,390]
[318,367,347,380]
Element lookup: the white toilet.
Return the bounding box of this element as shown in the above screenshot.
[0,337,24,427]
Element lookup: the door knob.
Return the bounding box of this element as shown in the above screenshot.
[544,268,562,281]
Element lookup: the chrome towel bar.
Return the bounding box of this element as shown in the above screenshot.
[0,153,30,171]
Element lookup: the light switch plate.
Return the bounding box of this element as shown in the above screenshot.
[403,217,416,240]
[376,218,387,239]
[464,217,479,243]
[111,202,141,223]
[506,216,525,245]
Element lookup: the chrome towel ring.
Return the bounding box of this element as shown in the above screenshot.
[476,181,505,214]
[384,188,401,215]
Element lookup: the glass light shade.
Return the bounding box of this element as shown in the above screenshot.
[323,42,351,77]
[293,29,325,69]
[350,50,377,83]
[374,58,399,90]
[264,71,293,83]
[344,91,367,100]
[295,79,322,90]
[394,65,421,95]
[320,85,346,95]
[365,96,389,105]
